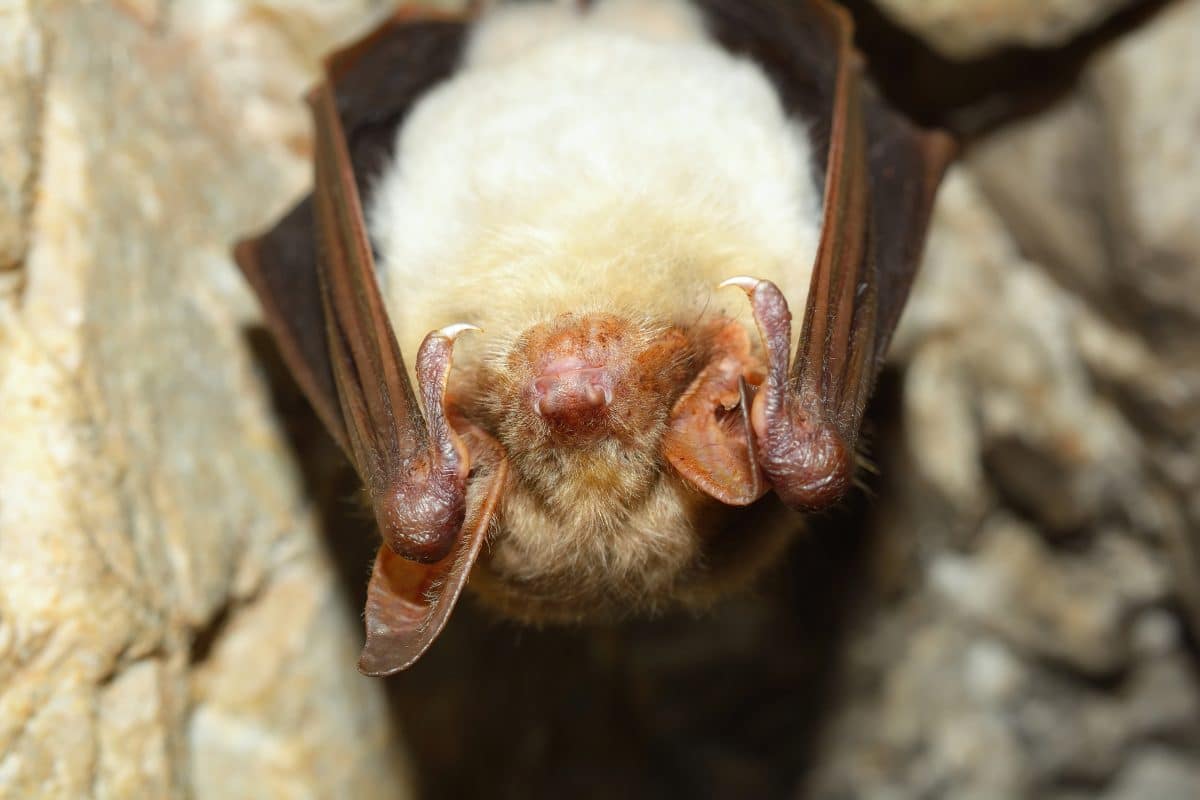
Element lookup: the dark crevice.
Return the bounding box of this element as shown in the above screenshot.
[188,602,233,666]
[839,0,1177,140]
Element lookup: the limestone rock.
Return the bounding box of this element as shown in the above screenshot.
[1098,749,1200,800]
[0,1,460,797]
[971,0,1200,336]
[805,3,1200,793]
[890,170,1145,538]
[870,0,1140,60]
[969,0,1200,627]
[0,0,44,277]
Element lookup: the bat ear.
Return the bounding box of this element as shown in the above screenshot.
[664,320,768,506]
[358,424,508,676]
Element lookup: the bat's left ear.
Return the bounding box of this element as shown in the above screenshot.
[664,319,768,506]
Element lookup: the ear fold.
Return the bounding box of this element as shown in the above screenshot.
[664,321,766,506]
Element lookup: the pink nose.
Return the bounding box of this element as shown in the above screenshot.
[532,358,614,428]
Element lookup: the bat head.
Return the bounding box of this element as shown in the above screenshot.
[457,308,791,622]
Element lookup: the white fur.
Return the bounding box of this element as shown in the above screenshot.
[370,0,821,372]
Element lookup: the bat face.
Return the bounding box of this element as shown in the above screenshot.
[236,0,953,673]
[465,310,772,622]
[365,0,833,620]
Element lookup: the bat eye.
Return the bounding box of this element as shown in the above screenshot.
[532,362,614,432]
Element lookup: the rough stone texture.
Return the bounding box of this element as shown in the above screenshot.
[0,1,44,277]
[0,1,432,797]
[804,3,1200,796]
[870,0,1141,60]
[969,0,1200,626]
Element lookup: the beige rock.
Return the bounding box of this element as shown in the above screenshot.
[929,516,1168,674]
[892,169,1144,536]
[0,0,44,278]
[871,0,1139,60]
[1092,0,1200,307]
[0,0,476,797]
[1099,749,1200,800]
[970,0,1200,626]
[809,2,1200,786]
[971,0,1200,338]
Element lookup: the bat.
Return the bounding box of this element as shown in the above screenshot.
[235,0,953,676]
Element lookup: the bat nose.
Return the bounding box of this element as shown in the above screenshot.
[532,359,614,429]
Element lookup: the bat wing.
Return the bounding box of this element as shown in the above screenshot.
[670,0,954,509]
[235,13,468,450]
[236,10,507,675]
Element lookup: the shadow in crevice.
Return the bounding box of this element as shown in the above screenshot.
[840,0,1177,140]
[382,504,880,800]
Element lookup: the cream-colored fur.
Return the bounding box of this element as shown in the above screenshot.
[368,0,820,617]
[371,0,820,371]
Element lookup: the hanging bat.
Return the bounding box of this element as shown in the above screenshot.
[235,0,953,676]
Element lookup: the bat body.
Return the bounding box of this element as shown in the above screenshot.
[237,0,952,674]
[374,0,821,621]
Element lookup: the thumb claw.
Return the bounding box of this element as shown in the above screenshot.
[435,322,483,341]
[719,275,763,294]
[720,277,854,512]
[383,326,478,564]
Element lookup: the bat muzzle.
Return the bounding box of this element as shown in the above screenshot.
[532,358,615,435]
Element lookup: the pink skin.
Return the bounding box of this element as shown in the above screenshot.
[491,312,692,451]
[531,356,616,431]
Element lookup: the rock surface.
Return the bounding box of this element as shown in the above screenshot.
[870,0,1142,60]
[0,1,430,797]
[0,1,43,276]
[805,3,1200,795]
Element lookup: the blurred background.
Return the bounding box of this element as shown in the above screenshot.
[0,0,1197,797]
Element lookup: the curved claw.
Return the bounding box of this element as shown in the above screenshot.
[719,275,763,293]
[436,322,482,340]
[377,324,480,564]
[419,323,481,480]
[723,277,853,512]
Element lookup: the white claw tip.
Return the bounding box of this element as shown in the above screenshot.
[719,276,762,293]
[436,323,483,341]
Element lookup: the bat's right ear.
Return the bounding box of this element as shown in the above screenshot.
[664,319,767,506]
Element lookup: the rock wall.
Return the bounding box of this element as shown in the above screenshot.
[872,0,1142,59]
[809,1,1200,796]
[0,1,446,797]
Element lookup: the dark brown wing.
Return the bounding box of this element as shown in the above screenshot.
[236,10,506,675]
[691,0,953,510]
[235,14,468,450]
[863,85,956,369]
